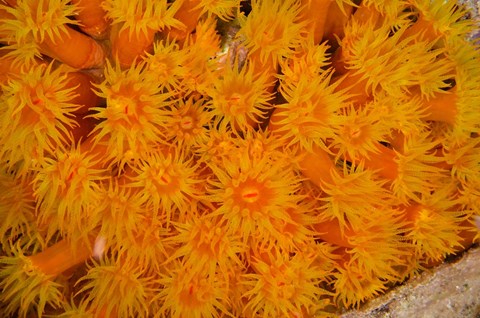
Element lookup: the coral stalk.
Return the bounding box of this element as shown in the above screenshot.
[323,1,353,42]
[361,143,399,181]
[64,71,101,115]
[168,0,203,41]
[301,0,334,44]
[298,145,336,187]
[38,26,105,69]
[110,24,156,67]
[0,50,21,84]
[420,87,458,124]
[28,237,93,277]
[71,0,110,39]
[2,0,16,6]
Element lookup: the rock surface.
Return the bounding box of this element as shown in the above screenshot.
[340,246,480,318]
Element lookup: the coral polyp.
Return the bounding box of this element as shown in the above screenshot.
[165,97,213,149]
[206,60,273,132]
[330,104,391,162]
[241,249,333,316]
[90,61,171,167]
[207,147,303,245]
[0,245,64,318]
[1,0,479,317]
[129,147,204,224]
[270,72,349,151]
[154,262,230,318]
[0,63,80,173]
[76,256,155,318]
[238,0,306,66]
[143,39,187,91]
[0,0,79,65]
[166,216,245,278]
[33,144,106,238]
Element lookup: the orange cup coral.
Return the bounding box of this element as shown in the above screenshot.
[0,0,479,317]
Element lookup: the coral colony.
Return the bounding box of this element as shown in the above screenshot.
[0,0,480,317]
